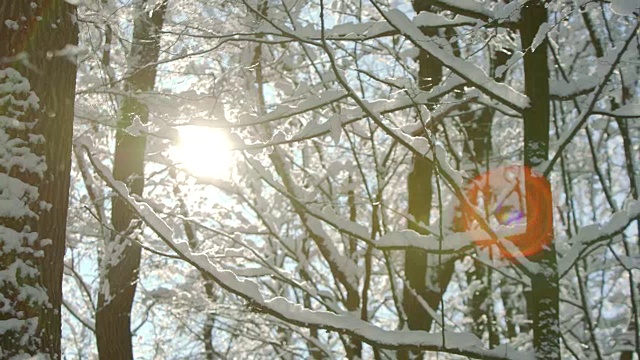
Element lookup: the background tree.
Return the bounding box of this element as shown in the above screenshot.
[94,0,168,359]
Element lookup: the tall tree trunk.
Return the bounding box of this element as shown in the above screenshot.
[0,1,78,358]
[399,4,454,360]
[520,2,560,359]
[95,1,167,359]
[462,42,509,348]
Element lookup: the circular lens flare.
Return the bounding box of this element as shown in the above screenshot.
[459,166,552,258]
[171,126,232,179]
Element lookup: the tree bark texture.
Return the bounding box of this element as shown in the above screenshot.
[520,2,560,359]
[0,1,78,358]
[461,42,509,348]
[95,1,167,359]
[400,4,455,359]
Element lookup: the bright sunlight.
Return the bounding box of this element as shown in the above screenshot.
[171,125,233,179]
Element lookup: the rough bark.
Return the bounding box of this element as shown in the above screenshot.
[400,4,455,360]
[520,2,560,358]
[0,1,78,357]
[462,42,509,348]
[95,1,167,359]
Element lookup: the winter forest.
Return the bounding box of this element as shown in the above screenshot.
[0,0,639,359]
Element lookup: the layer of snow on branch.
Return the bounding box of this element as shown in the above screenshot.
[82,137,530,360]
[377,224,526,252]
[313,205,371,240]
[531,22,551,52]
[611,0,639,15]
[285,76,465,145]
[549,77,597,98]
[76,137,174,241]
[543,33,637,174]
[382,10,529,111]
[559,199,640,277]
[322,12,478,40]
[435,0,497,20]
[613,103,640,117]
[239,89,347,126]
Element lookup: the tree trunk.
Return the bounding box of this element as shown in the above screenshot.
[462,42,509,348]
[0,1,78,358]
[400,4,452,360]
[520,2,560,359]
[95,1,167,359]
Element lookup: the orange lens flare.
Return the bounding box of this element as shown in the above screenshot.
[459,166,552,258]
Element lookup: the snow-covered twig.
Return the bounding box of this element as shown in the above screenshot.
[373,7,529,112]
[79,137,531,360]
[559,200,640,278]
[542,22,639,176]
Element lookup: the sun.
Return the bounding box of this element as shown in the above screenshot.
[171,125,233,179]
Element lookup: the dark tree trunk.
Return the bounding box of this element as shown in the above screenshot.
[399,4,454,360]
[462,42,510,348]
[95,1,167,359]
[520,2,560,359]
[0,1,78,358]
